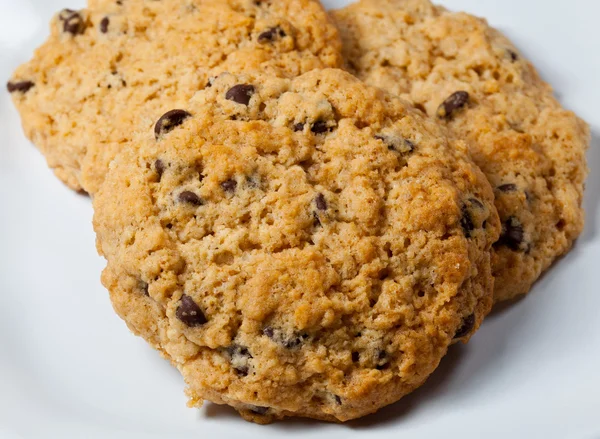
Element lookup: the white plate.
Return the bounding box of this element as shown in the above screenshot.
[1,0,598,438]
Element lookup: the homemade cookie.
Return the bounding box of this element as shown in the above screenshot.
[93,69,500,422]
[332,0,590,301]
[7,0,342,194]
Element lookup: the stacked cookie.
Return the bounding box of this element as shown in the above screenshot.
[7,0,588,424]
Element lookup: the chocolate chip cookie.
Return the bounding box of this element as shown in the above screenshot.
[7,0,342,194]
[93,68,500,422]
[332,0,590,301]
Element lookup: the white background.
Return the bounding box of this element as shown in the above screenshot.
[0,0,598,438]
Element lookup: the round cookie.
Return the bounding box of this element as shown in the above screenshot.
[93,68,500,422]
[7,0,342,194]
[332,0,590,302]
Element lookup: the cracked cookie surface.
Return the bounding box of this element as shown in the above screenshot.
[7,0,342,193]
[93,68,500,422]
[332,0,590,302]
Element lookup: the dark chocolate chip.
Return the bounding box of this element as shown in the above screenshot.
[468,198,484,209]
[497,183,518,192]
[315,193,327,210]
[284,334,308,349]
[313,211,322,227]
[508,49,519,62]
[496,216,525,251]
[59,9,86,35]
[100,16,109,33]
[257,26,286,43]
[226,345,251,357]
[375,350,389,370]
[154,159,165,179]
[58,9,76,19]
[221,179,237,193]
[236,366,249,376]
[293,122,305,132]
[6,80,35,94]
[250,406,269,415]
[334,395,342,405]
[375,135,415,154]
[178,191,203,206]
[460,205,475,238]
[437,91,470,119]
[454,313,475,338]
[226,84,255,105]
[311,121,330,134]
[351,351,360,362]
[404,139,416,153]
[154,109,191,139]
[139,281,149,296]
[176,295,207,327]
[263,326,307,349]
[246,175,260,188]
[225,344,252,376]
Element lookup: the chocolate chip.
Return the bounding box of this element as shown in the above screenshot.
[334,395,342,405]
[293,122,305,132]
[404,139,416,153]
[263,326,307,349]
[313,211,322,228]
[100,16,109,33]
[6,80,34,94]
[258,26,286,43]
[59,9,86,35]
[236,366,249,376]
[351,351,360,362]
[225,344,252,376]
[178,191,203,206]
[154,109,191,139]
[245,175,260,188]
[508,49,519,62]
[250,406,269,415]
[460,205,475,238]
[496,216,525,251]
[221,179,237,193]
[58,9,76,19]
[154,159,165,179]
[437,91,469,119]
[375,135,415,154]
[375,350,389,370]
[284,334,308,349]
[315,193,327,210]
[311,121,330,134]
[176,295,207,327]
[468,198,484,209]
[226,84,255,105]
[454,313,475,339]
[497,183,518,192]
[139,281,149,296]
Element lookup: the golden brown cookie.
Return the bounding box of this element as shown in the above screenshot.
[93,68,500,422]
[7,0,342,194]
[332,0,590,301]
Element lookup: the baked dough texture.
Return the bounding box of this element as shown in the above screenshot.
[93,68,500,422]
[332,0,590,301]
